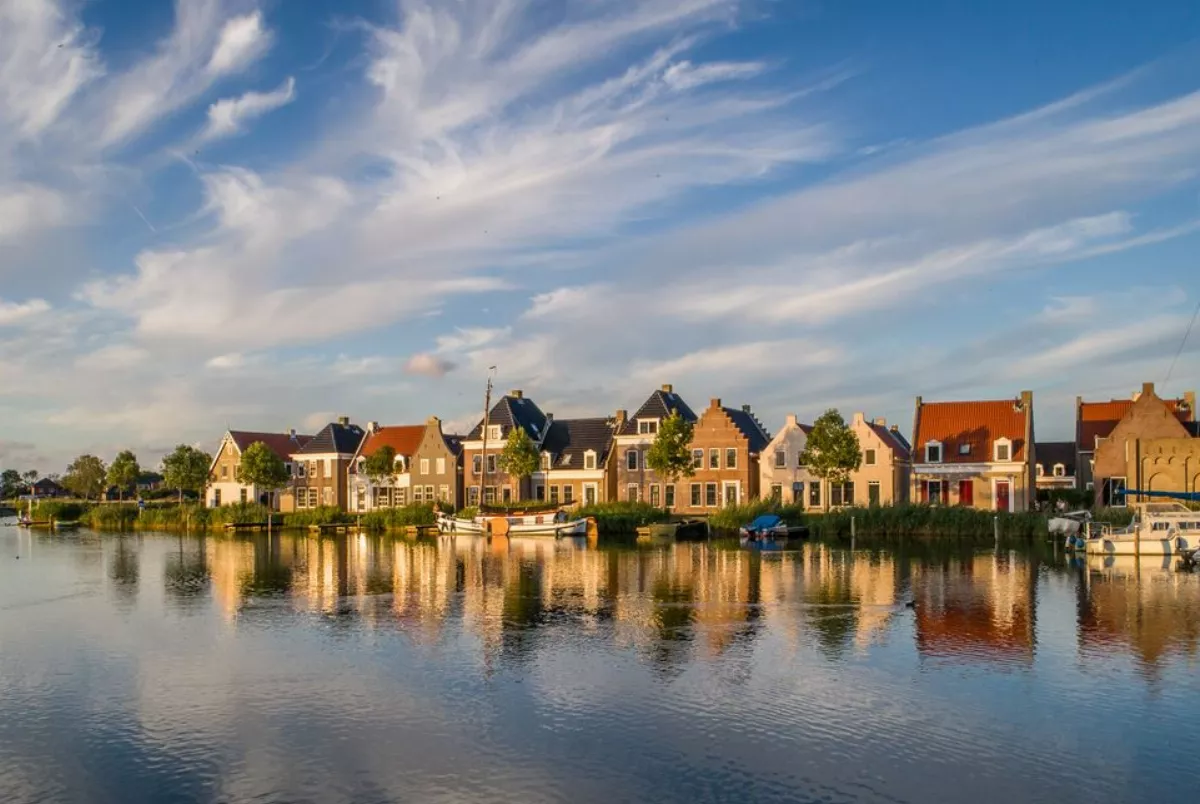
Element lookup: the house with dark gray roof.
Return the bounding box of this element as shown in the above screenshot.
[460,390,550,504]
[280,417,367,512]
[676,397,771,515]
[613,384,698,508]
[531,417,618,506]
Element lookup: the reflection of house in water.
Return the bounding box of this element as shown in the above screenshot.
[914,553,1037,666]
[1077,556,1200,673]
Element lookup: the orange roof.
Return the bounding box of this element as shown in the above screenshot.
[357,425,427,461]
[1077,397,1189,450]
[913,399,1029,463]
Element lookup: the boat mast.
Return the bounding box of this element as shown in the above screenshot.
[480,367,496,507]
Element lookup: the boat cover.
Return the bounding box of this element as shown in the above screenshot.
[746,514,782,530]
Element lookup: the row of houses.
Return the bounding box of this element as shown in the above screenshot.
[206,382,1199,516]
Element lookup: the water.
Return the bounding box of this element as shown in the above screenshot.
[2,527,1198,804]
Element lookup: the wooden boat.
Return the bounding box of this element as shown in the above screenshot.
[436,511,589,538]
[636,519,709,543]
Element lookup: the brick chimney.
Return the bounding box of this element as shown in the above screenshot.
[742,404,752,413]
[852,411,865,425]
[367,421,380,433]
[614,409,627,427]
[1183,391,1196,420]
[874,417,887,427]
[510,389,523,399]
[786,413,798,428]
[710,398,721,409]
[337,416,350,426]
[661,384,673,394]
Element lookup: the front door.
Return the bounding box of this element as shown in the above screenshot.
[995,480,1011,512]
[584,484,597,505]
[723,482,739,507]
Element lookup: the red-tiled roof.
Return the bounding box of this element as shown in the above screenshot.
[1076,398,1189,451]
[230,431,312,461]
[913,399,1029,463]
[358,425,427,459]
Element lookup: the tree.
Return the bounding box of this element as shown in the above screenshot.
[63,454,107,500]
[22,469,39,487]
[107,450,141,502]
[161,444,213,504]
[798,409,862,509]
[645,411,696,506]
[236,442,291,534]
[1,469,22,499]
[363,445,397,486]
[497,427,539,501]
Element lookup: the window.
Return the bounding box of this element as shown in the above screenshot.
[395,488,407,506]
[584,485,597,505]
[541,453,552,470]
[472,455,482,475]
[638,419,658,435]
[627,484,639,502]
[436,458,446,475]
[626,450,639,471]
[296,463,306,478]
[535,485,545,501]
[864,449,876,466]
[705,483,718,507]
[770,484,783,501]
[925,442,942,463]
[809,483,821,508]
[308,488,318,507]
[650,484,661,508]
[692,449,703,468]
[868,481,880,505]
[213,488,222,506]
[240,488,248,503]
[488,425,502,441]
[221,465,229,478]
[310,461,320,478]
[1037,464,1045,478]
[584,452,597,470]
[484,486,497,504]
[1102,476,1127,507]
[831,482,854,507]
[725,448,737,469]
[1053,463,1066,478]
[425,485,434,501]
[724,483,738,506]
[774,449,786,469]
[487,455,497,474]
[709,448,720,469]
[562,485,573,504]
[690,483,702,507]
[468,486,480,505]
[925,481,942,505]
[958,444,971,456]
[549,485,560,503]
[420,458,430,474]
[413,486,424,503]
[994,439,1011,462]
[439,485,449,500]
[664,484,675,509]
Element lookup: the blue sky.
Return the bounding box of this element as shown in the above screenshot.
[3,0,1200,472]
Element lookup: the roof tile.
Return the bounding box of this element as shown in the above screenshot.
[914,399,1029,463]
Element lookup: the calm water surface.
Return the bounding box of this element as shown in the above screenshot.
[2,525,1199,804]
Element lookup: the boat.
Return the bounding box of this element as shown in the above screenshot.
[1080,501,1200,556]
[739,514,808,542]
[53,520,81,530]
[436,510,589,538]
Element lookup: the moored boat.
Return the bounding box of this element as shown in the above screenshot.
[1081,502,1200,556]
[738,514,808,542]
[436,510,588,538]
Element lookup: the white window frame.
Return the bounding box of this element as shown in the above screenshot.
[626,483,639,502]
[725,448,737,470]
[1053,463,1066,478]
[420,458,430,475]
[638,419,658,435]
[864,449,876,466]
[1037,464,1045,478]
[721,481,739,507]
[925,441,943,464]
[993,437,1012,463]
[774,449,787,469]
[488,425,502,441]
[692,449,703,468]
[583,483,598,505]
[435,457,445,475]
[584,451,597,470]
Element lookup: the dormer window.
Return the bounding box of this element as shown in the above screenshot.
[1037,464,1045,477]
[1053,463,1066,477]
[638,419,659,435]
[994,438,1012,462]
[396,456,407,473]
[958,444,971,456]
[541,452,552,471]
[584,451,597,470]
[488,425,502,441]
[925,441,943,463]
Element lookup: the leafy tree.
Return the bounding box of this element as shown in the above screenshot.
[236,442,291,534]
[161,444,213,503]
[798,409,862,508]
[645,411,696,504]
[107,450,141,502]
[22,469,39,487]
[497,427,539,500]
[1,469,22,499]
[363,445,398,486]
[63,454,107,500]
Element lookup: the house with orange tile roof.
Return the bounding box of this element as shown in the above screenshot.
[208,428,313,509]
[348,422,428,512]
[910,391,1035,512]
[1075,384,1194,498]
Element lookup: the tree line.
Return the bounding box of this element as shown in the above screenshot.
[1,445,214,502]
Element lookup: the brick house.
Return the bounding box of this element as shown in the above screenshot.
[409,416,464,509]
[910,392,1036,512]
[676,398,771,515]
[532,417,618,507]
[612,384,697,507]
[347,423,427,512]
[1034,441,1076,491]
[1090,382,1197,506]
[1076,384,1194,501]
[280,417,366,512]
[1106,425,1200,503]
[461,390,550,505]
[208,429,311,509]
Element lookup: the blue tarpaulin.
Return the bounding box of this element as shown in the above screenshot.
[747,514,782,530]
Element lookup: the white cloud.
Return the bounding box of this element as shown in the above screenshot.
[206,11,272,76]
[0,298,51,326]
[662,60,765,91]
[201,77,295,141]
[404,353,456,378]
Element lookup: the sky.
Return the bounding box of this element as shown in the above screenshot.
[3,0,1200,473]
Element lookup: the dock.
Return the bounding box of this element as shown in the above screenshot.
[224,522,272,532]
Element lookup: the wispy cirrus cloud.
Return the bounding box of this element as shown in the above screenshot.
[200,77,295,141]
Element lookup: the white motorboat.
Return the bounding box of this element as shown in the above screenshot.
[436,511,589,538]
[1081,502,1200,556]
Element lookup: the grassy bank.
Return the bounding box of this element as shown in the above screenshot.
[575,501,670,534]
[707,500,805,531]
[803,504,1069,539]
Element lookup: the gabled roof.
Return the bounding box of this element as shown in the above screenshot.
[349,425,427,473]
[230,430,313,461]
[540,418,616,469]
[620,387,696,435]
[1076,394,1192,451]
[724,407,772,453]
[868,421,911,461]
[1035,441,1075,474]
[465,393,549,442]
[297,421,366,456]
[443,434,464,455]
[913,398,1030,463]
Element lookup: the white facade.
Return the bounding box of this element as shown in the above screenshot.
[759,414,821,507]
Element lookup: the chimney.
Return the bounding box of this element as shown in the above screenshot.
[1142,381,1155,399]
[890,424,900,433]
[510,389,523,399]
[661,384,673,394]
[742,404,752,413]
[786,413,798,428]
[710,397,721,409]
[337,416,350,426]
[545,412,554,423]
[1184,391,1196,419]
[874,417,887,427]
[426,415,441,426]
[288,428,296,438]
[614,409,627,427]
[852,411,865,425]
[367,421,380,433]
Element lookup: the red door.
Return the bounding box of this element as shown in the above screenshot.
[958,480,973,507]
[995,481,1010,512]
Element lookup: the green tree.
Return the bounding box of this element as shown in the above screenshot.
[1,469,22,499]
[236,442,291,534]
[107,450,141,502]
[362,445,397,486]
[63,454,107,500]
[645,411,696,506]
[22,469,39,487]
[161,444,213,504]
[497,427,539,500]
[798,409,862,509]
